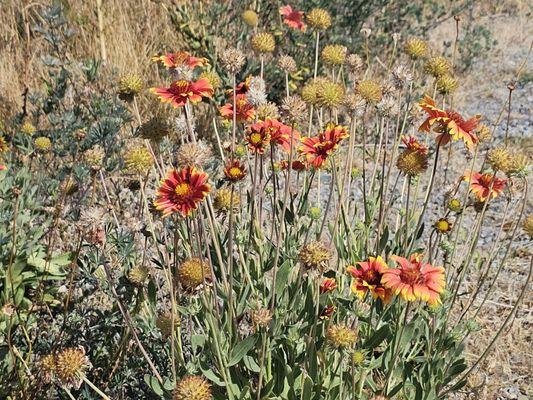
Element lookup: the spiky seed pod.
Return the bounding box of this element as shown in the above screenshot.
[55,347,91,389]
[251,32,275,54]
[199,70,222,91]
[448,198,463,213]
[128,266,149,286]
[424,56,451,78]
[507,151,530,176]
[316,80,345,109]
[220,47,246,74]
[377,96,398,117]
[281,95,307,124]
[118,73,144,100]
[85,145,105,170]
[523,215,533,239]
[301,78,326,106]
[436,75,459,94]
[321,44,347,66]
[214,188,240,212]
[356,80,382,105]
[139,117,172,142]
[392,64,413,88]
[177,258,211,291]
[346,53,364,76]
[307,8,331,31]
[344,92,366,115]
[38,354,56,383]
[396,149,428,176]
[173,376,212,400]
[404,38,428,59]
[124,145,154,174]
[487,146,513,172]
[251,308,272,331]
[175,141,212,168]
[156,312,181,337]
[278,55,297,73]
[256,102,280,121]
[21,121,36,136]
[34,136,52,152]
[241,10,259,27]
[247,76,267,106]
[298,241,330,270]
[476,124,492,143]
[326,324,358,349]
[352,351,365,364]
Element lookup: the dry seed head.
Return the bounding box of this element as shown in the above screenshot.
[436,75,459,94]
[55,347,91,389]
[316,80,345,109]
[302,77,327,106]
[124,145,154,174]
[307,8,331,31]
[392,63,413,88]
[507,151,530,176]
[214,188,240,212]
[139,117,172,142]
[199,70,222,90]
[424,56,451,78]
[251,308,273,331]
[256,102,280,120]
[128,266,149,286]
[118,73,143,96]
[356,80,382,104]
[281,95,307,124]
[278,55,297,73]
[352,351,365,364]
[377,96,398,117]
[344,92,366,115]
[251,32,276,54]
[326,324,358,349]
[242,10,259,27]
[38,354,56,383]
[156,312,181,337]
[346,53,364,76]
[173,376,212,400]
[486,146,513,172]
[177,258,211,291]
[404,38,428,59]
[396,149,428,176]
[476,124,492,143]
[321,44,347,66]
[175,141,212,168]
[298,241,330,270]
[220,47,246,74]
[523,215,533,239]
[34,136,52,152]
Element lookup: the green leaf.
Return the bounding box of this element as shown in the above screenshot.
[364,324,390,349]
[228,334,258,367]
[275,260,293,299]
[143,374,163,396]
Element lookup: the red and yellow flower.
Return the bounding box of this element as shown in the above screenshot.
[152,51,207,69]
[280,5,306,31]
[246,123,272,154]
[381,254,445,306]
[220,94,256,122]
[299,123,349,168]
[224,160,247,182]
[253,119,300,153]
[419,95,480,150]
[320,277,337,294]
[347,256,392,304]
[401,135,428,154]
[465,172,507,201]
[280,159,307,172]
[150,78,214,108]
[154,167,210,217]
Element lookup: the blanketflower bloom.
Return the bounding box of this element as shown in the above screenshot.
[381,254,445,305]
[347,256,392,304]
[224,160,247,182]
[246,123,271,154]
[150,78,214,108]
[401,135,428,154]
[154,167,210,217]
[299,123,349,168]
[280,159,307,172]
[280,5,306,31]
[465,172,507,202]
[220,94,256,122]
[152,51,207,69]
[419,95,480,150]
[254,119,300,153]
[320,277,337,293]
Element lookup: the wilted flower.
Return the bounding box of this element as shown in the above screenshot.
[396,143,428,177]
[356,80,382,104]
[382,254,445,305]
[299,123,349,168]
[278,55,297,73]
[346,53,364,76]
[344,92,366,115]
[280,95,307,123]
[347,257,392,304]
[326,324,358,349]
[280,5,306,31]
[154,167,210,217]
[321,44,347,66]
[151,78,214,108]
[224,160,246,182]
[436,75,459,95]
[220,94,256,122]
[176,141,212,168]
[377,96,398,117]
[156,312,181,337]
[220,47,246,74]
[173,376,212,400]
[465,172,507,202]
[424,56,451,78]
[507,151,530,176]
[320,277,337,293]
[118,73,143,100]
[251,32,276,54]
[34,136,52,152]
[38,354,56,384]
[251,308,273,331]
[404,38,428,59]
[124,145,153,174]
[256,102,280,120]
[241,9,259,27]
[247,77,267,106]
[392,63,413,88]
[55,347,91,389]
[487,146,513,173]
[298,241,330,270]
[177,258,211,291]
[214,188,240,212]
[306,8,331,30]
